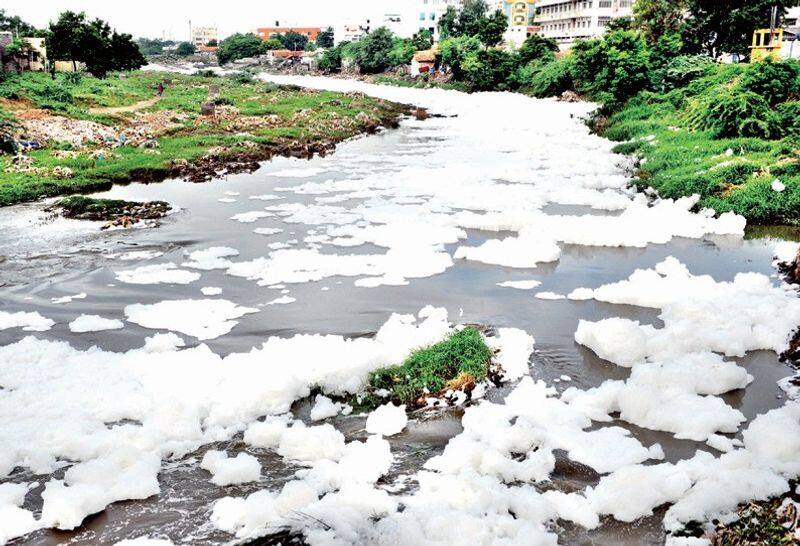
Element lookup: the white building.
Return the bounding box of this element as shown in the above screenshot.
[191,26,218,48]
[534,0,633,49]
[335,20,372,44]
[414,0,463,43]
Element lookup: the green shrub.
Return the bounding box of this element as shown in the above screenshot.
[686,89,779,139]
[517,34,558,65]
[740,59,800,107]
[232,71,254,85]
[212,96,234,106]
[38,81,74,110]
[571,30,652,110]
[318,45,343,73]
[62,72,83,86]
[365,327,492,407]
[465,49,519,92]
[661,55,714,90]
[529,57,574,97]
[777,101,800,137]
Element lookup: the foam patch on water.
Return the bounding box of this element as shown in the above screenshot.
[116,264,200,285]
[0,311,54,332]
[124,299,259,340]
[69,315,125,333]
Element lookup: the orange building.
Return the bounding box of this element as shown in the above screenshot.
[255,27,321,42]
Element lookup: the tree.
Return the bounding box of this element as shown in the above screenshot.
[207,39,218,47]
[280,31,309,51]
[47,11,144,77]
[479,9,509,46]
[455,0,490,37]
[317,27,335,48]
[4,37,31,73]
[412,29,433,51]
[263,38,283,51]
[217,33,267,64]
[571,29,652,110]
[439,35,482,79]
[633,0,686,45]
[137,38,176,56]
[352,27,395,73]
[438,6,459,40]
[0,9,37,35]
[517,34,558,65]
[461,48,518,91]
[682,0,800,59]
[388,38,415,66]
[47,11,90,72]
[318,43,344,72]
[176,42,196,56]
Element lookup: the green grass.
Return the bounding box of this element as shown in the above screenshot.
[0,71,405,206]
[605,66,800,225]
[363,327,492,408]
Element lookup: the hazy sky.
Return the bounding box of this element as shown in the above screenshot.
[3,0,406,40]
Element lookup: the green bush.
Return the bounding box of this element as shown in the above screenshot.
[439,35,482,80]
[517,34,558,65]
[688,90,779,139]
[38,81,74,110]
[62,72,83,86]
[212,96,234,106]
[740,59,800,107]
[528,57,574,97]
[232,71,254,85]
[571,30,652,110]
[318,45,343,73]
[461,48,519,91]
[777,102,800,137]
[661,55,714,90]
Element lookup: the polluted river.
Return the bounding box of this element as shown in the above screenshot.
[1,75,799,546]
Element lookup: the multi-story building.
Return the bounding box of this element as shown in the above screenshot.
[534,0,633,49]
[191,26,218,49]
[415,0,462,43]
[334,21,371,44]
[488,0,538,48]
[255,27,322,43]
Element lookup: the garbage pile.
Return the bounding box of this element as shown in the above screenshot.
[20,116,117,149]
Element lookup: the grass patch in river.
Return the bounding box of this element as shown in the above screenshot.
[360,327,493,409]
[50,195,171,227]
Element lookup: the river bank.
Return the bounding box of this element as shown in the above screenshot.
[0,71,409,207]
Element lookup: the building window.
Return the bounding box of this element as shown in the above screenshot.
[599,0,612,7]
[419,12,425,20]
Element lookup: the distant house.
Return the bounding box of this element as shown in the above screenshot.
[411,49,436,76]
[0,33,48,72]
[255,27,321,43]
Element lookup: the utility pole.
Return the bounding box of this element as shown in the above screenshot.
[189,19,193,44]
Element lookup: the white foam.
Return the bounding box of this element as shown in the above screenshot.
[124,299,259,340]
[68,315,124,333]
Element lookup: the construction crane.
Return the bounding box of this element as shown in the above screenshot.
[750,4,783,62]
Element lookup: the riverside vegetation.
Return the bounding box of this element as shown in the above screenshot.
[0,71,407,206]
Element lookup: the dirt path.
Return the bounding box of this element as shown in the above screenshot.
[89,97,160,115]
